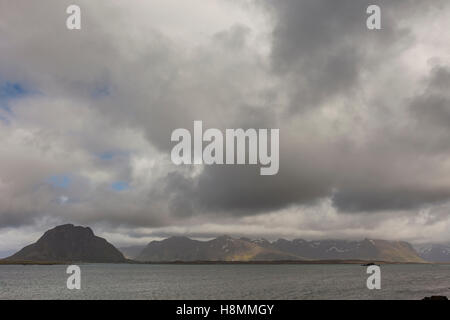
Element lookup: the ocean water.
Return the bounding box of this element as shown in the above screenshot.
[0,264,449,300]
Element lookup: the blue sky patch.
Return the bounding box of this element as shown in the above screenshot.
[0,114,10,125]
[98,150,129,160]
[0,82,27,98]
[91,84,111,98]
[48,174,72,188]
[111,181,130,191]
[0,81,29,112]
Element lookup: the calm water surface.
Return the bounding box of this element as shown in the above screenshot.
[0,264,449,299]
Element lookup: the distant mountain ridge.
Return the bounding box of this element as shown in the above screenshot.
[136,236,301,262]
[5,224,125,263]
[414,243,450,263]
[135,236,425,263]
[1,224,437,263]
[263,238,424,262]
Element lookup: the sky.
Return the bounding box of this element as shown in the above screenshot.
[1,0,450,254]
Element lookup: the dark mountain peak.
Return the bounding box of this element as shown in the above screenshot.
[55,223,75,229]
[210,235,235,245]
[165,236,193,242]
[146,236,194,247]
[6,224,125,263]
[144,236,200,250]
[216,235,233,240]
[274,238,290,244]
[252,238,271,246]
[362,238,376,245]
[39,224,94,241]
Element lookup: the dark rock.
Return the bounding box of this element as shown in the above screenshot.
[422,296,448,300]
[5,224,125,263]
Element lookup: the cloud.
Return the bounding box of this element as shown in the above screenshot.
[1,0,450,247]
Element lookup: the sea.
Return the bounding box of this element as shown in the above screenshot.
[0,263,449,300]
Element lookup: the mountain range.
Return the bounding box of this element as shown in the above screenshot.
[134,235,425,263]
[414,243,450,263]
[2,224,449,263]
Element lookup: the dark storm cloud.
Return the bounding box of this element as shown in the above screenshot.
[166,0,450,217]
[2,0,450,245]
[261,0,416,111]
[333,186,450,213]
[330,63,450,212]
[191,140,336,215]
[410,66,450,131]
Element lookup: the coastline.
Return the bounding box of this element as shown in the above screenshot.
[0,259,436,266]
